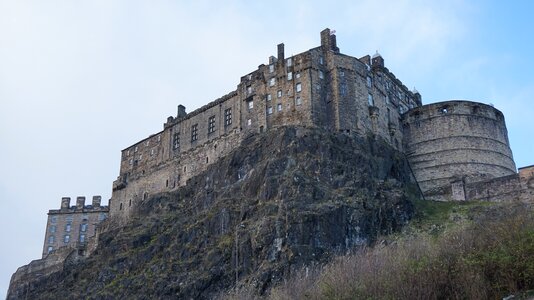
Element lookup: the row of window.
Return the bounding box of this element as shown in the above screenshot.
[267,97,303,115]
[49,223,88,233]
[47,233,86,245]
[172,108,233,149]
[125,135,161,157]
[268,73,302,87]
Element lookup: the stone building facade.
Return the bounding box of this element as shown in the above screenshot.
[110,28,422,219]
[109,28,532,218]
[42,196,108,258]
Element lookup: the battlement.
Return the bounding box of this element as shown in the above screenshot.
[50,195,108,214]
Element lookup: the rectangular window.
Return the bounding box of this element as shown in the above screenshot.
[385,95,390,105]
[340,70,345,77]
[266,94,272,101]
[319,71,324,79]
[48,236,54,244]
[286,58,292,66]
[296,83,302,93]
[150,149,155,156]
[64,235,70,243]
[173,133,180,150]
[269,78,276,86]
[65,224,71,232]
[247,100,253,110]
[366,76,372,88]
[208,115,216,133]
[340,83,347,96]
[269,64,274,73]
[246,86,252,94]
[319,56,324,65]
[224,108,232,126]
[247,119,252,126]
[368,94,374,106]
[80,223,88,232]
[49,225,56,233]
[277,90,282,98]
[191,124,198,142]
[134,146,138,152]
[295,72,301,79]
[296,97,302,106]
[80,234,85,243]
[277,103,282,111]
[267,107,273,115]
[287,72,293,81]
[47,246,53,253]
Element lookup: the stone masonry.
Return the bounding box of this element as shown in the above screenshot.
[110,28,422,219]
[42,196,109,258]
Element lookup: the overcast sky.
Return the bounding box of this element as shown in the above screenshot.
[1,0,534,297]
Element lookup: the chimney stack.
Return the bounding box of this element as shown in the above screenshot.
[76,196,85,210]
[277,43,285,61]
[177,105,187,118]
[61,197,71,210]
[92,195,102,208]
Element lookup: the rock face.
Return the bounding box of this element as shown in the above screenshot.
[8,126,419,299]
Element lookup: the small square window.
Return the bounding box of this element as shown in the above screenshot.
[277,103,282,111]
[296,72,301,79]
[296,83,302,93]
[48,236,55,244]
[248,101,253,110]
[47,246,53,253]
[267,107,273,115]
[277,90,282,98]
[296,97,302,106]
[287,72,293,81]
[340,70,345,77]
[269,78,276,86]
[49,225,56,233]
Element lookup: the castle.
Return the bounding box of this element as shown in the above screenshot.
[109,28,533,221]
[10,28,534,298]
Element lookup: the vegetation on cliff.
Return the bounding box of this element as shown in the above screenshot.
[245,201,534,300]
[8,127,419,299]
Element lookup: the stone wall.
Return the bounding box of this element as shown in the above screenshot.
[42,196,108,258]
[402,101,516,198]
[110,28,420,219]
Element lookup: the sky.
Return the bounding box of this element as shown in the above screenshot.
[1,0,534,297]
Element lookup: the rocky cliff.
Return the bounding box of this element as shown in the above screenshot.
[8,126,420,299]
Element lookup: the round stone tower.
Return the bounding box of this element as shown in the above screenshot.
[402,100,516,200]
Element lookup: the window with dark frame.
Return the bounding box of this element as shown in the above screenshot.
[224,108,232,126]
[173,133,180,150]
[208,116,216,134]
[191,124,198,142]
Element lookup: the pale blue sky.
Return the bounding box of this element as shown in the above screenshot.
[1,0,533,297]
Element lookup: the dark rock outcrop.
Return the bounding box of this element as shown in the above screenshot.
[8,126,419,299]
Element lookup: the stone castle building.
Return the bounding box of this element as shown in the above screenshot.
[11,28,534,298]
[41,196,108,258]
[110,28,423,219]
[105,28,531,216]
